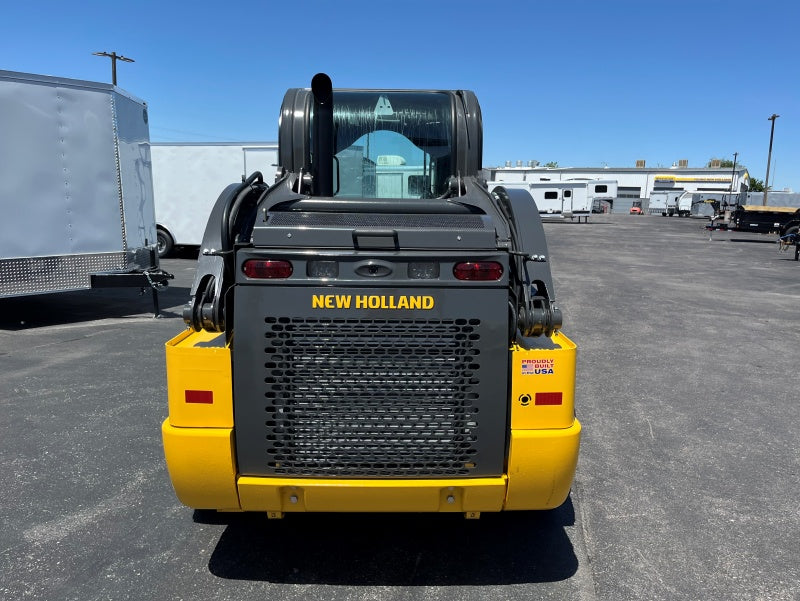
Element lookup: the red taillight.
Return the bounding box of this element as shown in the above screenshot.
[453,261,503,281]
[242,259,293,279]
[185,390,213,404]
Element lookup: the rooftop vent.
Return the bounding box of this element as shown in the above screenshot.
[635,159,646,168]
[678,159,688,168]
[710,159,721,168]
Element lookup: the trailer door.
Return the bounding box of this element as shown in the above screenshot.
[562,189,573,214]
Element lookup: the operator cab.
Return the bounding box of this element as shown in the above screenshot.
[278,74,483,201]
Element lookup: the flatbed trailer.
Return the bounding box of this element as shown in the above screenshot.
[729,205,800,234]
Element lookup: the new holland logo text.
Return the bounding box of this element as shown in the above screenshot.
[521,358,555,375]
[312,294,435,310]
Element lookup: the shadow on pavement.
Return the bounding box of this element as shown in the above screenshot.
[167,246,201,260]
[0,285,190,330]
[542,219,614,226]
[727,238,780,244]
[206,497,578,585]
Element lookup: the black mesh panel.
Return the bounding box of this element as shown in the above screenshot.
[262,317,481,477]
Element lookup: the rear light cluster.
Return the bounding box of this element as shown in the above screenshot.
[242,259,503,281]
[453,261,503,281]
[242,260,293,279]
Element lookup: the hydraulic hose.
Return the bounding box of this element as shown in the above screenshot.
[221,171,264,252]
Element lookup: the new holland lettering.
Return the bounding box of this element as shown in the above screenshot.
[312,294,434,310]
[311,294,352,309]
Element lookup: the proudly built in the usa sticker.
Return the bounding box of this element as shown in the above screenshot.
[521,358,554,375]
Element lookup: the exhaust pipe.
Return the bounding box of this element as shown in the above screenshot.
[311,73,334,197]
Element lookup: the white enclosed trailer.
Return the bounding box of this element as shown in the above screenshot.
[677,191,693,216]
[150,142,279,256]
[648,189,685,216]
[0,70,168,307]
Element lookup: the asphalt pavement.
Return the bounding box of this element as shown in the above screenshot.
[1,215,798,600]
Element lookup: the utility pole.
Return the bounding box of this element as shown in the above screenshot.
[92,51,134,86]
[727,151,738,209]
[763,114,779,206]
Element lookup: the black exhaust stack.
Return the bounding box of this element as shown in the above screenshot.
[311,73,334,197]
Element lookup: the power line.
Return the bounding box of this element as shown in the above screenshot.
[149,126,240,141]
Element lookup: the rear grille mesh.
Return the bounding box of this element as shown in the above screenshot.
[260,317,483,477]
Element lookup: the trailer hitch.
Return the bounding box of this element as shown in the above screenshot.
[90,266,174,317]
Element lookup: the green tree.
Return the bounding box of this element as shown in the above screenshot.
[748,177,765,192]
[544,161,559,168]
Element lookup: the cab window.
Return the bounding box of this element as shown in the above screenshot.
[330,92,453,199]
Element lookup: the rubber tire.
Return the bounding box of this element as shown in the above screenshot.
[157,228,174,258]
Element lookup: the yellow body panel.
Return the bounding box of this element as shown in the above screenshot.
[238,476,507,513]
[510,332,576,429]
[161,420,581,512]
[161,420,240,510]
[504,422,582,510]
[165,329,233,428]
[162,329,582,514]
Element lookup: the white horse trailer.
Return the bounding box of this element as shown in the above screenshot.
[583,179,618,213]
[488,181,591,221]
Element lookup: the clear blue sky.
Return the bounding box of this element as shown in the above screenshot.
[3,0,798,191]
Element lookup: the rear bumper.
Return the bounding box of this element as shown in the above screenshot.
[162,418,581,513]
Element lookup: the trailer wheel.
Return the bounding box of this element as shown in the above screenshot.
[157,228,174,258]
